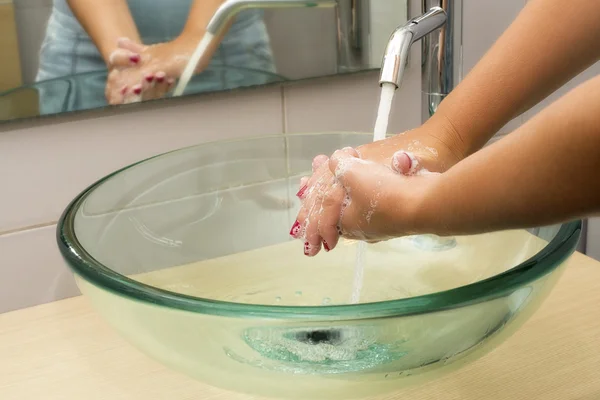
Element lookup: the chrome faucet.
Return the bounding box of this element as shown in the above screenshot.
[206,0,366,74]
[380,0,463,122]
[206,0,338,35]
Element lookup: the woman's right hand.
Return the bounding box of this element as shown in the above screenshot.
[291,120,466,256]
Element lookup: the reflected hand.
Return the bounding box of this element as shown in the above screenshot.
[291,125,463,256]
[105,37,203,105]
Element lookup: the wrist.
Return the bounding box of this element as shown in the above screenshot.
[414,174,454,236]
[387,174,447,237]
[422,111,471,162]
[171,32,213,75]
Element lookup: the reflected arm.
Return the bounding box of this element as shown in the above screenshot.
[66,0,141,64]
[175,0,233,74]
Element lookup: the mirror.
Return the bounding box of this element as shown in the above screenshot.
[0,0,408,124]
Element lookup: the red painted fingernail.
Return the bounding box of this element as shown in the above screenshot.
[145,75,154,83]
[156,76,165,83]
[289,220,301,238]
[130,55,140,64]
[133,87,142,95]
[296,185,307,199]
[304,242,310,256]
[323,241,330,252]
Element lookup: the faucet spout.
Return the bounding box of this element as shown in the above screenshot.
[207,0,337,36]
[379,7,446,89]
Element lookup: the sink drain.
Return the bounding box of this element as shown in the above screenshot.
[293,329,342,345]
[224,326,408,375]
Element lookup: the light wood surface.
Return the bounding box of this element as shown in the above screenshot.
[1,251,599,400]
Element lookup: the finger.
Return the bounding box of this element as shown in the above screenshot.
[108,48,141,69]
[318,183,345,251]
[328,148,362,188]
[297,176,309,198]
[123,83,143,104]
[164,77,177,96]
[391,150,420,176]
[143,73,172,101]
[299,176,309,187]
[105,71,128,104]
[303,197,323,257]
[312,154,329,173]
[302,148,355,198]
[140,72,157,98]
[151,71,171,99]
[297,170,331,224]
[117,37,146,53]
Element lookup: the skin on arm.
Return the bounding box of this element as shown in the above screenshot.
[413,74,600,236]
[323,74,600,243]
[430,0,600,157]
[294,0,600,255]
[67,0,142,65]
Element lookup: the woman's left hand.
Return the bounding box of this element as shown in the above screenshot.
[295,148,437,255]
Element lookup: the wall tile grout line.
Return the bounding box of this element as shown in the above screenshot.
[280,84,288,134]
[0,221,58,238]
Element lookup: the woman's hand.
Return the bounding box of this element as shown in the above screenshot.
[291,123,464,256]
[297,148,437,250]
[105,36,206,104]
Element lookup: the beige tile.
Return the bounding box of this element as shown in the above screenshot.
[0,225,79,313]
[284,61,421,135]
[0,85,283,233]
[264,8,337,80]
[462,0,526,76]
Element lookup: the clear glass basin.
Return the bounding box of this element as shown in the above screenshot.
[0,65,286,123]
[57,132,581,399]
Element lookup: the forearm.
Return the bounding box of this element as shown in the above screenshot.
[419,74,600,236]
[177,0,232,73]
[428,0,600,157]
[67,0,141,64]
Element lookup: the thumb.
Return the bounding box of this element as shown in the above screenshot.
[117,37,147,53]
[391,150,427,176]
[328,147,363,190]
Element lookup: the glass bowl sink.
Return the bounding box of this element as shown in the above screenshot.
[56,132,581,399]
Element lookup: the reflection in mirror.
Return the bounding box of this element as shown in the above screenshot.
[1,0,408,124]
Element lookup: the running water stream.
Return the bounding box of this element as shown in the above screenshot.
[350,83,397,304]
[173,33,215,97]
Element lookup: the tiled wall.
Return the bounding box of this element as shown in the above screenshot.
[2,0,599,313]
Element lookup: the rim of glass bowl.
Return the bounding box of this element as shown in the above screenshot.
[57,133,582,320]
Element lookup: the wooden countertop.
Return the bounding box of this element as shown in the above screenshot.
[1,252,599,400]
